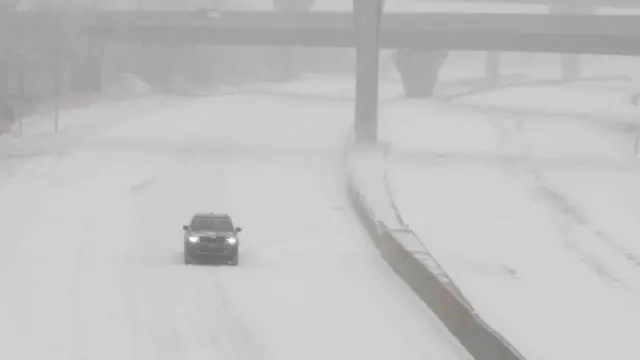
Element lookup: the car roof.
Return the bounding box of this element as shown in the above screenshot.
[192,212,231,219]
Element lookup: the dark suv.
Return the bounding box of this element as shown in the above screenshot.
[183,212,242,265]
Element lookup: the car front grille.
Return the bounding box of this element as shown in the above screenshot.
[200,236,227,245]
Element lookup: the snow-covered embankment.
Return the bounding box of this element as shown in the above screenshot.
[343,143,526,360]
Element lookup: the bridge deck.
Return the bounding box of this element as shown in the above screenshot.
[10,10,640,55]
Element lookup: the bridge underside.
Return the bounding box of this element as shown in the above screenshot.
[441,0,638,6]
[8,9,640,144]
[12,11,640,55]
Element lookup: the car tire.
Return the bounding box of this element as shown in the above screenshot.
[228,254,239,266]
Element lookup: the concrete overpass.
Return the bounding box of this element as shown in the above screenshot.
[59,10,639,55]
[7,2,640,144]
[430,0,638,8]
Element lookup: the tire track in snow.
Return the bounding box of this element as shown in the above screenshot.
[530,168,640,269]
[489,115,639,293]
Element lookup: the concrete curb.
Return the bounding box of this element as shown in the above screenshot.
[343,144,527,360]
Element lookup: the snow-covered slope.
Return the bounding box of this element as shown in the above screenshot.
[0,89,471,360]
[383,82,640,360]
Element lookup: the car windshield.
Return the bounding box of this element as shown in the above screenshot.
[190,217,234,232]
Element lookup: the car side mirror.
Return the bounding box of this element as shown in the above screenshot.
[182,225,189,231]
[235,227,242,233]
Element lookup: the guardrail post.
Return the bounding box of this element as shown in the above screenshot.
[353,0,383,146]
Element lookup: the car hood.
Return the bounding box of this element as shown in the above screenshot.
[191,231,235,237]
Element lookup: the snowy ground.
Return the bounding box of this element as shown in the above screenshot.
[0,87,473,360]
[382,80,640,359]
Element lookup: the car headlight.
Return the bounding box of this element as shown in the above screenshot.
[226,237,237,245]
[188,236,200,243]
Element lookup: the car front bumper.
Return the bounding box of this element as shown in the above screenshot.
[185,242,237,260]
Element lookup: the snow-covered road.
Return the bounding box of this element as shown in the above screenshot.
[0,90,471,360]
[383,82,640,359]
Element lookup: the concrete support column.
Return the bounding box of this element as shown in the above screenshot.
[273,0,314,80]
[353,0,383,145]
[71,42,103,93]
[486,51,501,85]
[394,49,448,98]
[561,54,580,81]
[0,0,18,122]
[550,5,593,82]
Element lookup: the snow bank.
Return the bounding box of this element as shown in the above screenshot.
[0,93,190,184]
[384,81,640,360]
[345,147,403,230]
[343,144,525,360]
